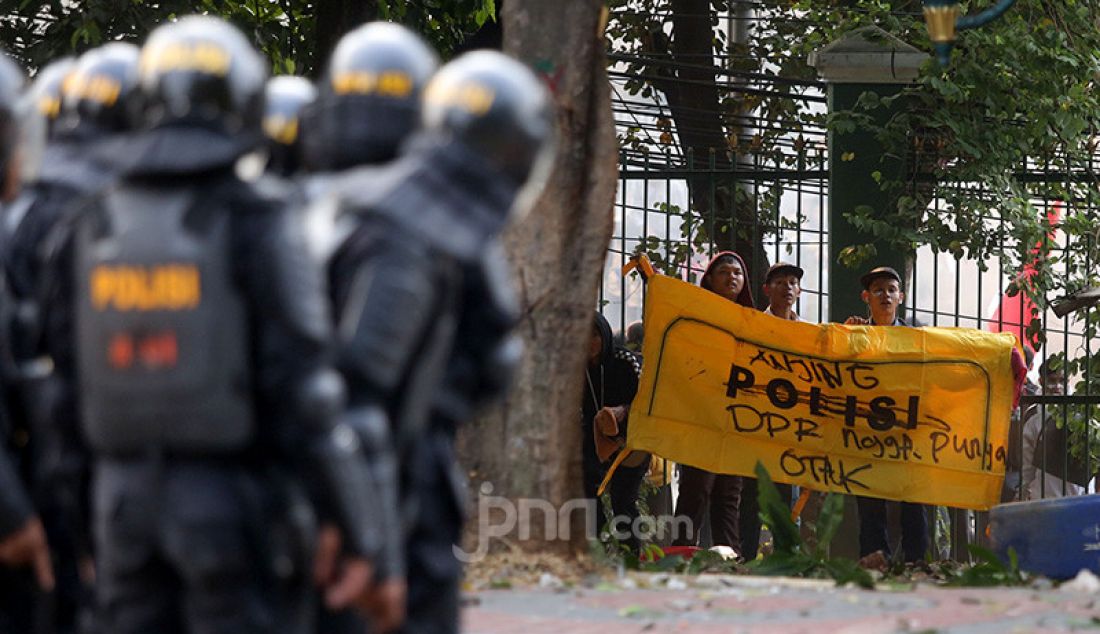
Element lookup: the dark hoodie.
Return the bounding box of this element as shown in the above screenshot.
[582,313,642,453]
[700,250,755,309]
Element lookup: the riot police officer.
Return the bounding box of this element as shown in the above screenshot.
[261,75,316,180]
[5,44,141,634]
[42,16,384,633]
[0,50,57,634]
[328,49,554,633]
[415,50,553,634]
[14,56,74,189]
[300,22,439,632]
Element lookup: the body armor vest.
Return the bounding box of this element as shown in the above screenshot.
[75,183,254,455]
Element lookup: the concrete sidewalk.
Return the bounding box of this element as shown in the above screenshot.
[463,572,1100,633]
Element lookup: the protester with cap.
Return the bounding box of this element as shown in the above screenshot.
[736,261,805,560]
[672,251,754,554]
[845,266,908,327]
[762,262,803,322]
[845,265,929,564]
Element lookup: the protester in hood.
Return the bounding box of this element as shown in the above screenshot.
[672,251,754,554]
[582,312,650,553]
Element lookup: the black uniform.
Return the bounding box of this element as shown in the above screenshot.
[0,50,58,634]
[371,135,527,634]
[0,139,108,634]
[299,21,441,633]
[382,49,552,634]
[4,42,142,634]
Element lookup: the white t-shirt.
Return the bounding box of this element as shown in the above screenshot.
[763,306,801,321]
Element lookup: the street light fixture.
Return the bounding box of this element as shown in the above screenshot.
[1052,287,1100,319]
[922,0,1017,66]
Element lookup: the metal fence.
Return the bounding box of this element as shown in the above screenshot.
[600,3,1099,560]
[600,141,1100,560]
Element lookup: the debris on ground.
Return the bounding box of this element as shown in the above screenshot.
[1059,568,1100,594]
[463,550,604,592]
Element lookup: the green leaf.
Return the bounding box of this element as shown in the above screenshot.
[746,550,816,576]
[753,462,803,555]
[813,493,845,556]
[822,558,875,589]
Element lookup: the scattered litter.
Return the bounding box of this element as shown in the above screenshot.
[539,573,564,590]
[1059,569,1100,594]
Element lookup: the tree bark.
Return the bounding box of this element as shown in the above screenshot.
[455,0,618,554]
[311,0,377,76]
[643,0,768,284]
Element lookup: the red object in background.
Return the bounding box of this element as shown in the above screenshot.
[987,201,1062,357]
[640,545,701,562]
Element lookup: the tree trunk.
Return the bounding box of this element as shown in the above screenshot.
[310,0,377,76]
[643,0,768,284]
[455,0,618,554]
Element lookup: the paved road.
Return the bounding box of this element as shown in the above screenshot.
[464,573,1100,633]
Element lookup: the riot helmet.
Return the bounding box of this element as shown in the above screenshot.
[23,57,75,139]
[420,50,555,189]
[59,42,140,138]
[306,21,438,170]
[0,53,25,200]
[135,15,267,136]
[262,75,315,177]
[18,57,75,183]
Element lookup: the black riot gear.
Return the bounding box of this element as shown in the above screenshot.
[305,22,438,170]
[421,50,554,187]
[73,184,254,454]
[263,75,315,177]
[58,42,139,139]
[308,50,555,634]
[0,49,29,538]
[134,15,266,135]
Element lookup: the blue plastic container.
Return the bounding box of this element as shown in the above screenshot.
[989,495,1100,579]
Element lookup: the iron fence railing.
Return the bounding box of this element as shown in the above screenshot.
[601,143,1100,561]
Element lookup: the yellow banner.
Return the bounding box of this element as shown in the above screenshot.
[626,275,1018,511]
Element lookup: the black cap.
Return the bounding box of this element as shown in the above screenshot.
[860,266,902,289]
[765,261,804,283]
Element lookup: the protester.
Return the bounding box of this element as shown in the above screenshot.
[738,262,803,560]
[1020,360,1094,500]
[672,251,754,554]
[583,312,650,553]
[624,320,644,352]
[1003,348,1039,502]
[845,266,929,563]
